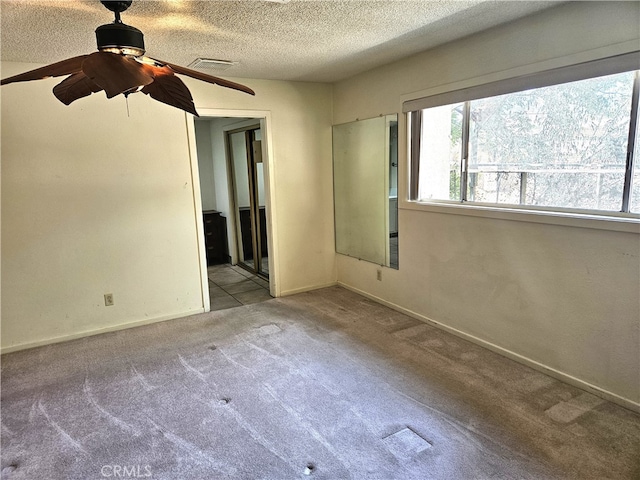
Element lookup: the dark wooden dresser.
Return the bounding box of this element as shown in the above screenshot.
[202,210,229,265]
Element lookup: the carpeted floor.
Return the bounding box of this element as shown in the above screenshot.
[1,286,639,479]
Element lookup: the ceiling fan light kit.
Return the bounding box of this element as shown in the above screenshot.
[95,23,145,57]
[0,0,254,116]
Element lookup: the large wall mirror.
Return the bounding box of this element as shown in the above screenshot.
[333,114,398,269]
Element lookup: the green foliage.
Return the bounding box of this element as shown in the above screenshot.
[449,169,460,200]
[465,71,635,209]
[450,107,462,147]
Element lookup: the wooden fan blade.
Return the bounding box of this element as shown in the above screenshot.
[82,52,154,99]
[150,58,255,96]
[53,72,103,105]
[1,55,88,86]
[141,71,199,116]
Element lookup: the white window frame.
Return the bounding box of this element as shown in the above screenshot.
[403,51,640,234]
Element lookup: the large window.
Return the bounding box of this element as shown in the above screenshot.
[408,56,640,216]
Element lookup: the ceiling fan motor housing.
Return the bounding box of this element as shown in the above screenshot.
[96,22,145,56]
[100,1,133,13]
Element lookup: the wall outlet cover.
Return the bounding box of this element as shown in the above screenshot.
[104,294,114,306]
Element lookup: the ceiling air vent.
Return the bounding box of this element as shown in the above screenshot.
[188,58,239,71]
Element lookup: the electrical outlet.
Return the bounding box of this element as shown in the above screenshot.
[377,269,382,281]
[104,293,114,306]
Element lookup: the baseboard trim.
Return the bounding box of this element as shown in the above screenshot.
[0,308,206,355]
[338,282,640,413]
[280,281,339,297]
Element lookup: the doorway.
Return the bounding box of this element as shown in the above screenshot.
[190,112,276,313]
[227,125,269,279]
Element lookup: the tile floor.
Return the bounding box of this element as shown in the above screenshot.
[207,264,272,311]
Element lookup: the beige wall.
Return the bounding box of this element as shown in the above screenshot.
[333,1,640,409]
[194,120,217,211]
[1,67,335,351]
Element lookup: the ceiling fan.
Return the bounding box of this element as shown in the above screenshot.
[0,0,255,116]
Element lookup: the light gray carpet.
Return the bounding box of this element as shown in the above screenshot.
[1,286,639,479]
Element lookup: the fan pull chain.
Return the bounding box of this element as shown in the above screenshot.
[125,93,130,117]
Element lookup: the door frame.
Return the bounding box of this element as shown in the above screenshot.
[185,109,279,311]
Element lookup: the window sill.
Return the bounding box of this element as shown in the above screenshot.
[400,200,640,234]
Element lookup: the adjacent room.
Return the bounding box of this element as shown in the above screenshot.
[2,1,639,478]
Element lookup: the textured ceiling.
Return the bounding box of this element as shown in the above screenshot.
[1,0,562,83]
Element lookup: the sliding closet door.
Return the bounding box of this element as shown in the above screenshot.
[227,126,269,278]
